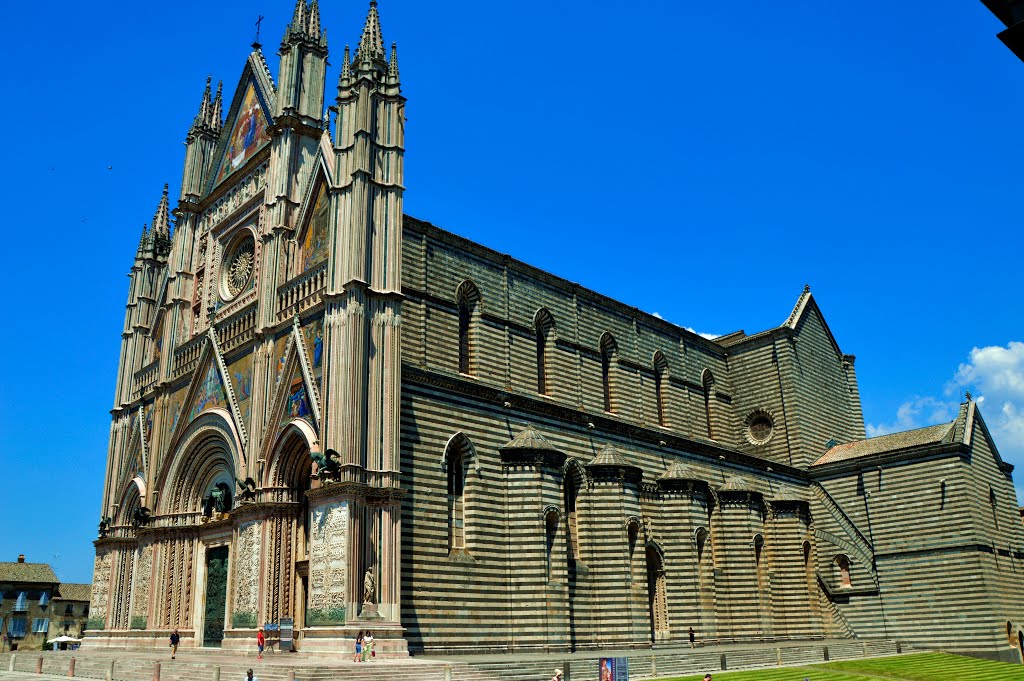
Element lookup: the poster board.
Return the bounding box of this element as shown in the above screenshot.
[598,657,628,681]
[280,617,294,652]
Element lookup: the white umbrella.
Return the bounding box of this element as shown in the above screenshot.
[51,636,82,643]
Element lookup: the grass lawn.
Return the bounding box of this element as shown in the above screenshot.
[663,652,1024,681]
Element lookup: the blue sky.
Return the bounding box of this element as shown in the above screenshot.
[0,1,1021,584]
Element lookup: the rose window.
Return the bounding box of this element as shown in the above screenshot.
[222,232,255,299]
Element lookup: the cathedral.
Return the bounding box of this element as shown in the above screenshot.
[90,0,1024,662]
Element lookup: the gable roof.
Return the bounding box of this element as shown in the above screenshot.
[55,583,91,602]
[0,561,59,585]
[812,420,956,467]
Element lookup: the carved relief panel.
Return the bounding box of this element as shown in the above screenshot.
[307,501,349,625]
[233,519,263,627]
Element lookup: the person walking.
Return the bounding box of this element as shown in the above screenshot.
[353,631,363,662]
[551,669,564,681]
[244,669,259,681]
[363,631,374,661]
[689,627,695,648]
[169,629,180,659]
[256,628,265,660]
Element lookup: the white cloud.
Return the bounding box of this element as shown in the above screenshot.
[866,396,958,438]
[951,341,1024,472]
[684,326,720,340]
[866,344,1024,502]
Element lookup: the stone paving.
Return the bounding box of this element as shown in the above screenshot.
[0,638,914,681]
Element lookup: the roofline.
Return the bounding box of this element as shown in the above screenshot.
[809,442,968,478]
[403,216,729,357]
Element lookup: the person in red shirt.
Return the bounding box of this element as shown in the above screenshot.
[256,628,265,660]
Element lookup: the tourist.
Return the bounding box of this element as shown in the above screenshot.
[354,631,363,662]
[551,668,563,681]
[244,668,258,681]
[703,674,712,681]
[363,631,374,660]
[169,629,180,659]
[689,627,695,648]
[256,628,265,660]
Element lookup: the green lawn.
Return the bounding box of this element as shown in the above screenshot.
[663,652,1024,681]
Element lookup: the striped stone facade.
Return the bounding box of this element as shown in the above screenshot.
[90,0,1024,663]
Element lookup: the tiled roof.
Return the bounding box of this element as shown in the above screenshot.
[0,562,59,585]
[812,421,955,466]
[500,426,560,451]
[55,583,92,602]
[587,443,632,468]
[659,460,698,481]
[720,475,755,492]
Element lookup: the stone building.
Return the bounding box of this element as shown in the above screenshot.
[89,0,1024,662]
[1,556,60,651]
[50,584,91,643]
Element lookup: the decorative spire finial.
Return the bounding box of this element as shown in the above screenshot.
[211,81,224,128]
[152,184,171,237]
[965,390,973,402]
[388,41,400,82]
[803,284,811,293]
[308,0,321,39]
[357,0,385,64]
[252,14,264,51]
[340,45,352,83]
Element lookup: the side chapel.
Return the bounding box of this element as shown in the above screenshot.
[90,0,1024,661]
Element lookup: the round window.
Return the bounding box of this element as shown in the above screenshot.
[745,410,774,445]
[221,231,255,300]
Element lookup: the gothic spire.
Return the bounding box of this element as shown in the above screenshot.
[194,76,212,129]
[340,45,352,86]
[211,81,223,129]
[152,184,171,237]
[357,0,386,65]
[136,224,148,258]
[308,0,321,40]
[290,0,307,35]
[388,42,400,83]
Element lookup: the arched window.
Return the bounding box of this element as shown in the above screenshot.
[696,527,708,563]
[753,534,766,596]
[646,543,669,641]
[600,333,618,413]
[701,369,716,438]
[835,555,852,588]
[564,467,582,563]
[654,352,669,427]
[444,433,476,551]
[456,281,481,375]
[545,509,560,580]
[535,309,555,395]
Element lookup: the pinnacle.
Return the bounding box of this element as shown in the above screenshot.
[211,80,224,128]
[152,184,171,237]
[291,0,307,33]
[308,0,321,39]
[388,41,400,82]
[357,0,386,64]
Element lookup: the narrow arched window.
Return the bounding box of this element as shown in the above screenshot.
[600,333,618,412]
[654,352,669,427]
[696,528,708,563]
[447,441,468,550]
[835,555,852,588]
[701,369,716,438]
[564,471,581,562]
[545,510,559,580]
[535,309,555,395]
[456,281,481,375]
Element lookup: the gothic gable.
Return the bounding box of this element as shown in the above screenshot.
[260,320,322,464]
[208,57,276,194]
